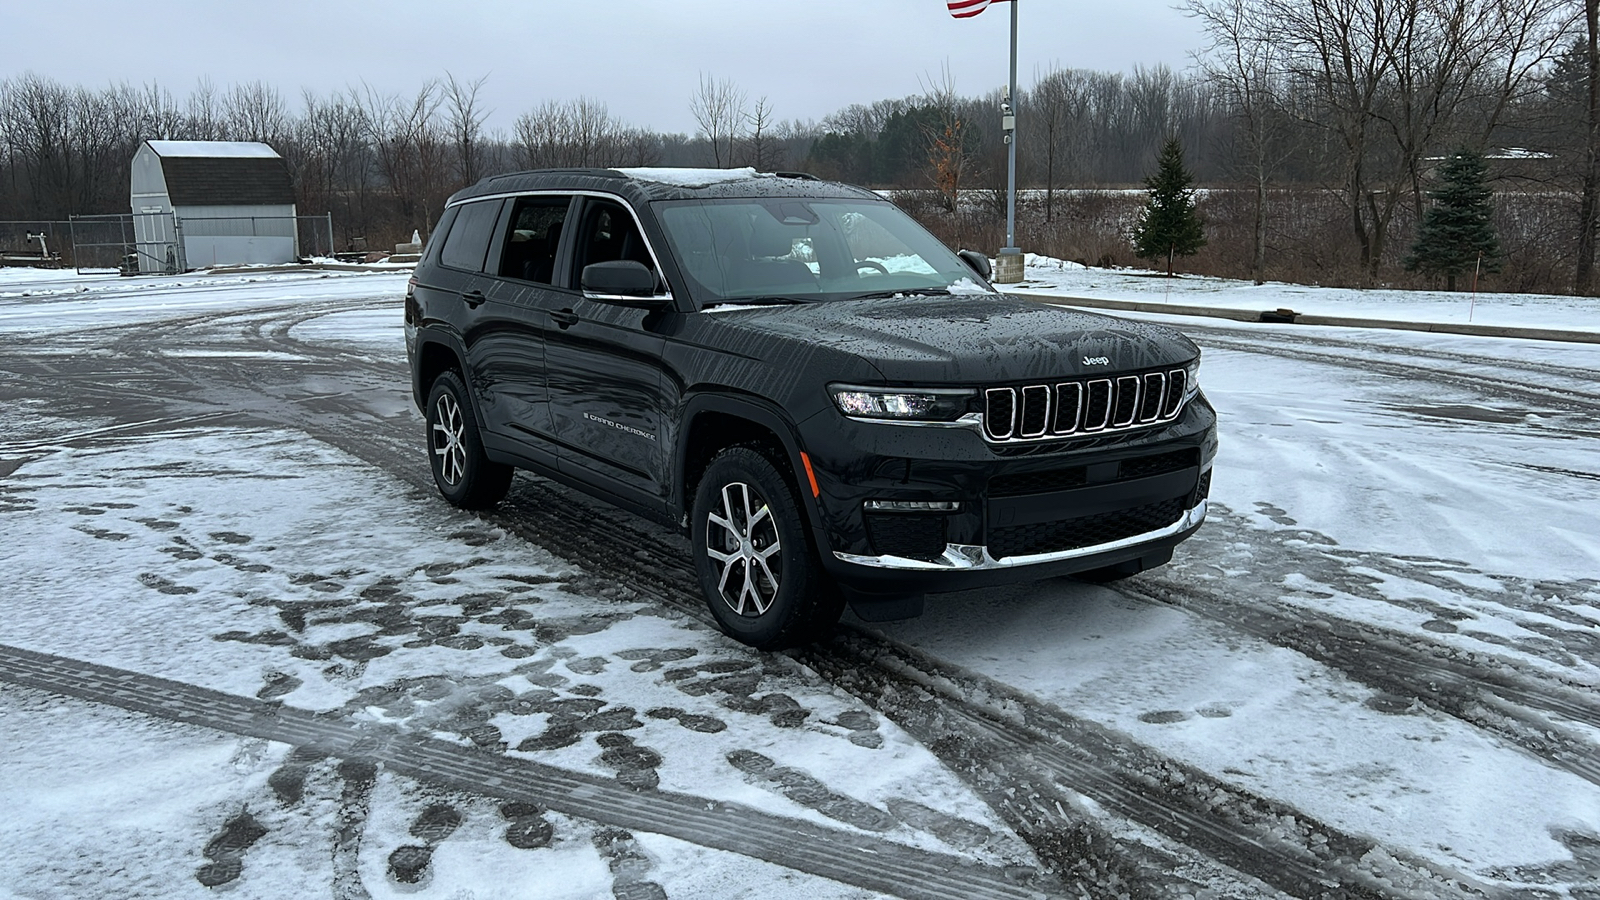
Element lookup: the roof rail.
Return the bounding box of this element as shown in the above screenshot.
[773,171,820,181]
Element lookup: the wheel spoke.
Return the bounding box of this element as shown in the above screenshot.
[748,502,770,530]
[707,512,737,540]
[717,556,740,600]
[754,557,780,600]
[741,486,756,535]
[725,484,748,536]
[739,576,760,615]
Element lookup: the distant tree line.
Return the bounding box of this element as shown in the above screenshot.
[1,0,1592,293]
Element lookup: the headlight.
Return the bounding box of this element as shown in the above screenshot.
[828,384,974,422]
[1182,357,1201,405]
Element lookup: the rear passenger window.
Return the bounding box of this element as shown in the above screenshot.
[498,196,571,284]
[439,200,501,272]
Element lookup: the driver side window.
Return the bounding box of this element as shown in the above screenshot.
[569,200,660,291]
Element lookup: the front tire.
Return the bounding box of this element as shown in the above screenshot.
[691,447,843,650]
[425,370,513,510]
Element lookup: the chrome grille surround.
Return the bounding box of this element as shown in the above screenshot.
[982,367,1190,443]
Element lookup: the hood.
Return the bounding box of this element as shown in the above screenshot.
[708,294,1199,384]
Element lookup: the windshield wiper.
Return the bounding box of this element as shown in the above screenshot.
[848,287,956,301]
[701,296,814,310]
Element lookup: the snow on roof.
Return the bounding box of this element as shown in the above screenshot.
[613,167,767,187]
[146,140,282,159]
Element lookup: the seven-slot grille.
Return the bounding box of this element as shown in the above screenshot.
[984,367,1188,442]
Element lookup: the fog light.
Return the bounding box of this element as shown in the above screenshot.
[864,500,961,512]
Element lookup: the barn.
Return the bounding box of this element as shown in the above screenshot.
[129,140,298,273]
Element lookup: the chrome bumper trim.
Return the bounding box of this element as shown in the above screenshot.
[833,499,1207,571]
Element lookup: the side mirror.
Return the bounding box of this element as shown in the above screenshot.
[958,249,992,282]
[581,260,661,305]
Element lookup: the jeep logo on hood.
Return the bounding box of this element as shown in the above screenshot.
[1083,356,1110,366]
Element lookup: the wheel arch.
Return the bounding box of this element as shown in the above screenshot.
[675,393,822,538]
[413,331,467,410]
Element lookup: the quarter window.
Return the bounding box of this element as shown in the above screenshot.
[439,199,502,272]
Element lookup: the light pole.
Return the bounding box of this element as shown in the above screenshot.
[994,0,1024,284]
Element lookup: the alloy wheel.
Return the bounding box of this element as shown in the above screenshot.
[431,392,467,486]
[704,481,783,616]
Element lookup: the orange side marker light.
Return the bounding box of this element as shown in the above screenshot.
[799,452,820,498]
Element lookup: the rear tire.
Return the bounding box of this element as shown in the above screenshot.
[691,447,843,650]
[425,370,513,510]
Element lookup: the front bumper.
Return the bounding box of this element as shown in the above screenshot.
[835,498,1206,571]
[797,394,1217,593]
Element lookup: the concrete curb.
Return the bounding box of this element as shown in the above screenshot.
[1005,290,1600,345]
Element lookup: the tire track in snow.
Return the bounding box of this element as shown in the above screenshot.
[1116,566,1600,789]
[0,644,1048,900]
[1175,322,1600,400]
[3,293,1565,897]
[799,632,1494,900]
[1190,333,1600,422]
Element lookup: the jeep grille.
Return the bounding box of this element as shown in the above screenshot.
[983,368,1188,442]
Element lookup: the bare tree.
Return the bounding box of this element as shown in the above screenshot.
[224,81,290,146]
[364,81,450,235]
[1577,0,1600,292]
[1190,0,1293,282]
[1031,67,1095,220]
[186,77,225,140]
[820,98,908,139]
[443,73,491,187]
[1212,0,1567,278]
[513,97,626,168]
[741,97,783,170]
[690,74,748,167]
[919,66,976,212]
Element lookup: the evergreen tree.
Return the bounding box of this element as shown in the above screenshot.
[1405,149,1501,290]
[1132,137,1206,276]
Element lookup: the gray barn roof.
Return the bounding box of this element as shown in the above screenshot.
[145,141,295,207]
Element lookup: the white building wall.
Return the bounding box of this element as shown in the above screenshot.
[129,144,178,273]
[174,203,299,268]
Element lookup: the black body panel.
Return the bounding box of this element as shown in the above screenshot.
[405,168,1218,600]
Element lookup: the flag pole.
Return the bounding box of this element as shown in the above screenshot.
[1007,0,1018,250]
[995,0,1023,283]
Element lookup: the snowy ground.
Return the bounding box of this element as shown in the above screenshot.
[1005,253,1600,334]
[0,264,1596,898]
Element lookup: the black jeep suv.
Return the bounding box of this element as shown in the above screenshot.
[405,167,1216,648]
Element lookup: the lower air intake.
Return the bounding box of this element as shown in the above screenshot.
[987,496,1187,559]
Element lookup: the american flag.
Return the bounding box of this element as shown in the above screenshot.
[948,0,1011,18]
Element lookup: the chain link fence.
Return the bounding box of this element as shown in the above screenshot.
[31,213,340,275]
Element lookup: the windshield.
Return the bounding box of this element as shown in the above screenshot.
[654,197,990,306]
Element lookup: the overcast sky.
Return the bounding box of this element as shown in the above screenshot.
[4,0,1208,134]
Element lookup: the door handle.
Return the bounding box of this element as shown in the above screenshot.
[461,289,486,308]
[551,308,579,328]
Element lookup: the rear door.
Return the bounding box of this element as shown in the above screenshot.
[473,194,576,466]
[543,196,673,506]
[430,198,515,440]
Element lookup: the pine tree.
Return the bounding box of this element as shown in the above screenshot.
[1132,137,1206,276]
[1405,149,1501,291]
